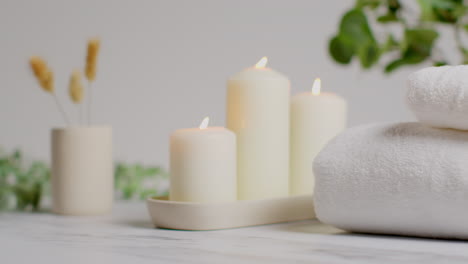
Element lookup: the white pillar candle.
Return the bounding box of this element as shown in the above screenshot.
[227,57,290,200]
[290,78,347,195]
[170,117,237,203]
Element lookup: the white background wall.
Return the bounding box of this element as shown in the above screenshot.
[1,0,418,167]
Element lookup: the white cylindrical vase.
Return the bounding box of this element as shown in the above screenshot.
[51,126,113,215]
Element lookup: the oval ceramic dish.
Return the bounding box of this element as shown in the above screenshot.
[147,195,315,230]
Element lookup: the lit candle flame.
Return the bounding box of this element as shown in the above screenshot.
[199,117,210,129]
[312,78,321,95]
[255,56,268,69]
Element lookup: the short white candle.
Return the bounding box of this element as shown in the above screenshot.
[290,78,347,195]
[227,57,290,200]
[169,117,237,203]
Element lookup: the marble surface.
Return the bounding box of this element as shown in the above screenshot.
[1,202,467,264]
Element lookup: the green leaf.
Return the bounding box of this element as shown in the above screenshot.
[358,42,380,68]
[385,28,438,73]
[355,0,382,9]
[382,34,399,53]
[329,36,355,64]
[404,29,439,60]
[384,58,409,73]
[418,0,436,21]
[432,0,465,23]
[377,1,401,23]
[330,8,380,67]
[12,150,21,163]
[340,9,376,44]
[434,61,448,66]
[377,13,398,23]
[417,0,465,23]
[122,186,135,199]
[31,182,42,210]
[387,0,402,13]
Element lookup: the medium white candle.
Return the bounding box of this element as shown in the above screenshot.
[227,57,290,200]
[290,78,347,195]
[169,117,237,203]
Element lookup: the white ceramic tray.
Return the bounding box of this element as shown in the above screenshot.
[146,195,315,230]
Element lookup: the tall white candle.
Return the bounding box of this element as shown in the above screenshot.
[227,57,290,200]
[290,78,347,195]
[170,117,237,203]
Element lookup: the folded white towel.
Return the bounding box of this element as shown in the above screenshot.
[313,122,468,239]
[407,65,468,130]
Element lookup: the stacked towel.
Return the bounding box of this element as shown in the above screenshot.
[314,122,468,239]
[407,65,468,130]
[314,66,468,239]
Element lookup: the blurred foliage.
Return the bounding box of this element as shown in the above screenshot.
[329,0,468,73]
[0,149,169,211]
[0,150,49,211]
[115,162,169,200]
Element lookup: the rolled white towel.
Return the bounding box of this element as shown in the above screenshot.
[407,65,468,130]
[313,122,468,239]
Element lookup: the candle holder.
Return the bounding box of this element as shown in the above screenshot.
[146,195,314,230]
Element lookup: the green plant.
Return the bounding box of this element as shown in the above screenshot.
[0,150,49,211]
[115,162,169,200]
[329,0,468,73]
[0,149,169,211]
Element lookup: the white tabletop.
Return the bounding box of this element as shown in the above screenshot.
[1,202,467,264]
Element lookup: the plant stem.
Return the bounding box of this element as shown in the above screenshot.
[87,82,93,126]
[79,104,83,126]
[52,94,70,126]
